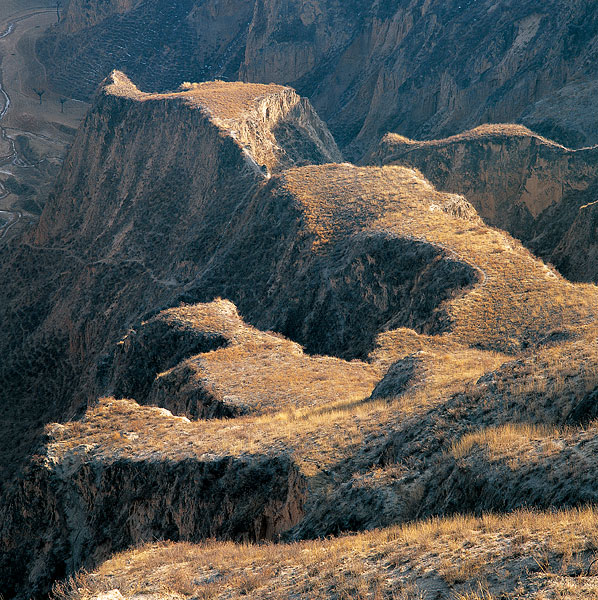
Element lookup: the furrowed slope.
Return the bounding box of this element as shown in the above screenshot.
[371,124,598,283]
[39,0,598,156]
[37,0,255,100]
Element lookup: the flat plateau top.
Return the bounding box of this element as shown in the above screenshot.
[384,123,572,151]
[102,70,291,119]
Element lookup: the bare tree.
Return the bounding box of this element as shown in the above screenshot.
[33,89,45,105]
[55,1,61,24]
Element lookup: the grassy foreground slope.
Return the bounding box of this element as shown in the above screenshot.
[57,508,598,600]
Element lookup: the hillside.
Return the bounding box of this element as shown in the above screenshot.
[2,73,598,598]
[53,507,598,599]
[37,0,598,157]
[0,72,340,490]
[370,124,598,283]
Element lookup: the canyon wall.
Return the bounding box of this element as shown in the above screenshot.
[3,73,598,598]
[39,0,598,156]
[371,125,598,282]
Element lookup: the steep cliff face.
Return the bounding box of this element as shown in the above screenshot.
[0,400,306,599]
[242,0,598,156]
[550,199,598,282]
[35,71,341,247]
[371,125,598,282]
[39,0,598,156]
[0,73,340,485]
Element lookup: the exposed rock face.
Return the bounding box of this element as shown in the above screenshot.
[550,199,598,282]
[39,0,598,155]
[242,0,598,155]
[0,73,340,484]
[0,400,306,599]
[371,124,598,282]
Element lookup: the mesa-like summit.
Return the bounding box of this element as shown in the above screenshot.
[2,1,598,599]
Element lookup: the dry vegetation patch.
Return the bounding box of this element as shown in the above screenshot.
[54,508,598,600]
[116,299,381,418]
[278,163,598,354]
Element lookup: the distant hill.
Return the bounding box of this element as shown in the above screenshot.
[38,0,598,157]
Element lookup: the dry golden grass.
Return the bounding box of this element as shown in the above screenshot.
[451,423,566,460]
[461,326,598,426]
[103,71,289,120]
[383,123,570,151]
[54,507,598,600]
[38,129,598,600]
[46,329,506,483]
[193,342,380,415]
[100,71,341,175]
[279,163,598,354]
[142,299,381,416]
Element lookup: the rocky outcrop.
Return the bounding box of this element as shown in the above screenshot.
[0,400,306,599]
[244,0,598,155]
[39,0,598,156]
[371,124,598,282]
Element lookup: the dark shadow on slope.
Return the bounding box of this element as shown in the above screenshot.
[183,229,480,361]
